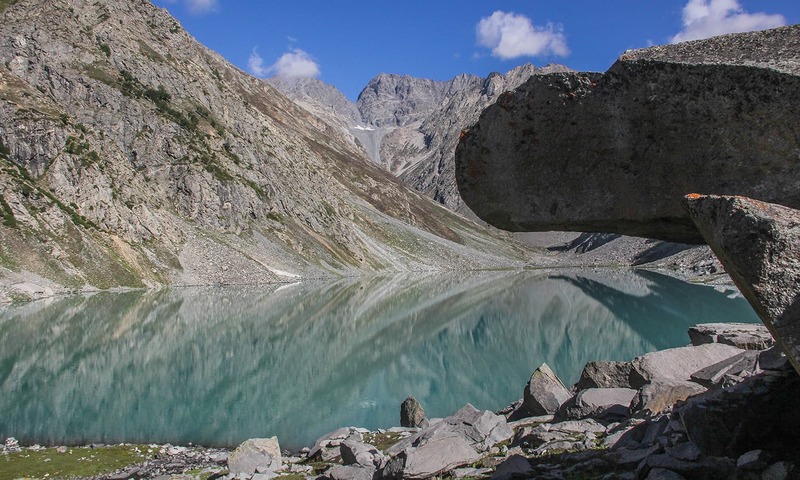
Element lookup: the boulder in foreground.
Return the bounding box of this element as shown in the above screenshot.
[385,404,513,479]
[685,194,800,375]
[520,363,571,417]
[227,437,281,475]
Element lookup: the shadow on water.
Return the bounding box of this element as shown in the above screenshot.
[0,269,758,449]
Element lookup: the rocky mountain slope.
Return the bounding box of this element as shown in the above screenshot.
[270,65,571,211]
[266,76,363,148]
[0,0,546,300]
[269,65,716,270]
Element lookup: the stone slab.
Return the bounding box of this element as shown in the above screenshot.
[685,194,800,375]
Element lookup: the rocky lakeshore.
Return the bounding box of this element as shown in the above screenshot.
[3,322,796,480]
[1,2,799,479]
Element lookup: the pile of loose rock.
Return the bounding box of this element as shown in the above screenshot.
[206,322,797,480]
[94,445,230,479]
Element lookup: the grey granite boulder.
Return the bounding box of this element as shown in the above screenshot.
[400,396,428,428]
[574,360,642,390]
[632,343,744,384]
[637,453,736,479]
[384,404,513,479]
[389,434,481,480]
[688,323,774,350]
[759,346,793,372]
[685,194,800,376]
[645,468,688,480]
[630,379,706,415]
[309,427,366,462]
[455,25,800,243]
[325,464,376,480]
[340,441,386,469]
[689,350,759,388]
[736,449,771,471]
[762,461,795,480]
[492,454,533,480]
[227,437,282,476]
[520,363,571,417]
[558,388,637,421]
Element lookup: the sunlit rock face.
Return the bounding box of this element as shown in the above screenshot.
[455,25,800,243]
[0,270,756,448]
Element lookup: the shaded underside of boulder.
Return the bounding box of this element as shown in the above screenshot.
[631,379,707,415]
[575,360,641,390]
[455,25,800,243]
[557,387,637,421]
[678,369,800,459]
[684,194,800,375]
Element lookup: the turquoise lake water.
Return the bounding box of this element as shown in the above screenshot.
[0,269,759,449]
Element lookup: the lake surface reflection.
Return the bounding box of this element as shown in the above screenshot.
[0,269,758,449]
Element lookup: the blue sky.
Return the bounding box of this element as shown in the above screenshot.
[153,0,800,100]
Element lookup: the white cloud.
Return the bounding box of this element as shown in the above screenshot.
[271,48,321,78]
[671,0,785,43]
[164,0,218,14]
[248,48,269,77]
[476,11,569,60]
[248,47,321,79]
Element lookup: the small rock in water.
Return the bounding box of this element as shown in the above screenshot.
[400,396,428,428]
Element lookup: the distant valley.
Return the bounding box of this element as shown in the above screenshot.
[267,67,716,274]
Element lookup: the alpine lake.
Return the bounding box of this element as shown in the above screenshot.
[0,269,759,450]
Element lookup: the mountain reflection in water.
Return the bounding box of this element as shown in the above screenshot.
[0,269,758,449]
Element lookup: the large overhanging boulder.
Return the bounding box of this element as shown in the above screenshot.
[455,25,800,243]
[685,194,800,375]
